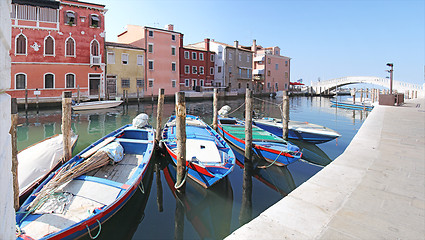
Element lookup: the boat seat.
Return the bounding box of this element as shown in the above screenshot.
[115,138,152,144]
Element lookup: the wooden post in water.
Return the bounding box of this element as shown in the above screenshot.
[24,87,28,113]
[98,84,101,101]
[415,90,417,99]
[244,88,253,162]
[10,98,19,211]
[366,88,369,98]
[175,92,186,192]
[62,91,72,162]
[282,90,289,141]
[360,89,363,103]
[174,192,185,240]
[35,89,39,114]
[155,164,163,212]
[155,88,165,143]
[126,90,129,104]
[352,88,356,104]
[212,88,218,131]
[77,85,80,103]
[137,86,140,104]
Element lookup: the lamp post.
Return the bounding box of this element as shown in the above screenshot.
[386,63,393,94]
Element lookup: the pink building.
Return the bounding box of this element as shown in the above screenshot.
[117,24,182,97]
[249,40,291,93]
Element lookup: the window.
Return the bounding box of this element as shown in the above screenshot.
[275,82,278,90]
[210,54,214,62]
[171,79,176,88]
[199,53,204,61]
[229,52,232,60]
[121,79,130,88]
[247,56,250,63]
[285,61,288,66]
[148,60,154,70]
[267,70,271,76]
[148,43,153,53]
[137,55,143,65]
[16,34,27,55]
[90,14,100,28]
[200,79,204,87]
[185,79,190,87]
[247,69,251,78]
[172,62,176,71]
[122,53,129,65]
[218,50,222,58]
[192,52,197,60]
[148,79,154,88]
[218,66,222,73]
[148,30,153,37]
[229,66,232,73]
[247,83,249,88]
[65,11,75,25]
[44,36,54,56]
[238,83,241,89]
[285,72,289,79]
[210,67,214,75]
[44,73,54,88]
[185,65,190,74]
[275,63,279,70]
[238,68,242,76]
[171,35,176,41]
[137,79,144,87]
[192,66,197,74]
[91,39,99,56]
[171,46,176,56]
[275,50,279,55]
[184,51,189,59]
[267,58,271,64]
[65,37,75,56]
[107,52,115,64]
[199,66,204,74]
[65,73,75,88]
[15,73,26,89]
[267,82,271,88]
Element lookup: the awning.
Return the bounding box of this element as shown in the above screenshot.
[253,69,264,75]
[66,12,75,18]
[91,15,100,21]
[253,55,265,62]
[12,0,60,9]
[290,82,304,85]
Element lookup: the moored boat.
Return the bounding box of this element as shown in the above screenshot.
[18,133,79,205]
[217,117,302,166]
[330,100,373,111]
[162,115,235,188]
[253,118,341,144]
[16,114,155,240]
[72,100,123,111]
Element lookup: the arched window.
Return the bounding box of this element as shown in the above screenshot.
[15,73,26,89]
[91,39,99,56]
[65,37,75,56]
[65,73,75,88]
[16,34,27,55]
[44,73,54,88]
[44,36,54,56]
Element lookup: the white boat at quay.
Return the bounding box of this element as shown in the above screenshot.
[71,100,123,111]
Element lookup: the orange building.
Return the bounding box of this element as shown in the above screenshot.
[117,24,183,97]
[8,0,106,103]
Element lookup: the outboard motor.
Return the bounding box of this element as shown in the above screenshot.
[218,105,231,117]
[132,113,149,128]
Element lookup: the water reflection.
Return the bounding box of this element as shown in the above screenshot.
[289,139,332,166]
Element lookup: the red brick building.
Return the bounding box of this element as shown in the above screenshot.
[179,38,215,91]
[8,0,106,102]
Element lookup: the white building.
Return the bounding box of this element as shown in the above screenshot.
[0,0,15,238]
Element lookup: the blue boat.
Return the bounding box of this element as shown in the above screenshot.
[330,100,374,111]
[217,117,302,167]
[162,115,236,188]
[253,118,341,144]
[16,115,155,240]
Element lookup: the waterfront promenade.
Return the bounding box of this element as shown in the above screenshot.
[226,98,425,239]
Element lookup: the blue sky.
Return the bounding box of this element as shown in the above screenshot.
[91,0,424,86]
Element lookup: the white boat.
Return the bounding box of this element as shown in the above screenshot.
[72,100,123,111]
[18,133,78,203]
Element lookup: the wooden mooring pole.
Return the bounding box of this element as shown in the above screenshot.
[24,87,28,113]
[10,98,19,211]
[155,88,165,143]
[137,86,140,105]
[244,88,253,162]
[77,85,80,103]
[360,89,363,103]
[62,91,72,162]
[212,88,218,131]
[352,88,356,104]
[282,90,289,141]
[98,84,101,101]
[175,92,186,193]
[155,164,163,212]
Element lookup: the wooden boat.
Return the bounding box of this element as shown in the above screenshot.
[16,118,155,240]
[72,100,123,111]
[330,100,373,111]
[253,118,341,144]
[217,117,302,166]
[18,134,79,205]
[162,115,235,188]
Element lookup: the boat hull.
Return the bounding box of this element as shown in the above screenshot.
[72,100,123,111]
[330,100,373,111]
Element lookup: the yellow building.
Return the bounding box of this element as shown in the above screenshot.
[106,42,145,99]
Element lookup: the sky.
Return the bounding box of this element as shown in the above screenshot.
[89,0,424,86]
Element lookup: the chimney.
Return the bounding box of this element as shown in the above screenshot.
[180,33,184,48]
[251,39,256,52]
[167,24,174,31]
[234,40,239,49]
[205,38,210,52]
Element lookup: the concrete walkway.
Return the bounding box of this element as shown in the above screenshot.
[226,98,425,239]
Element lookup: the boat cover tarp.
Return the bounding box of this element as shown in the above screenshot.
[221,125,283,142]
[100,142,124,163]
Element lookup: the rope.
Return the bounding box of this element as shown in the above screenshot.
[16,225,22,236]
[228,102,245,115]
[257,149,285,169]
[253,97,282,106]
[86,219,102,239]
[174,167,187,190]
[138,182,145,194]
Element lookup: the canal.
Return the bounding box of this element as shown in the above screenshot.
[16,95,368,239]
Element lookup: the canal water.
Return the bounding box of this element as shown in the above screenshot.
[16,95,368,239]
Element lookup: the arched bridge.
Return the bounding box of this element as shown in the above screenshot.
[311,76,424,97]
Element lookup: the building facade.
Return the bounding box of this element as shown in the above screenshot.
[0,0,15,238]
[250,40,291,93]
[8,0,106,102]
[179,38,215,91]
[117,24,182,97]
[106,42,145,99]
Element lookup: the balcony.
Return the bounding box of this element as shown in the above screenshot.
[91,55,102,66]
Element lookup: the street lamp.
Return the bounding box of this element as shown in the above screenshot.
[386,63,393,94]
